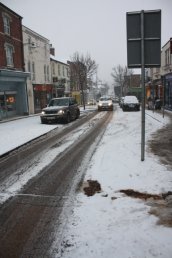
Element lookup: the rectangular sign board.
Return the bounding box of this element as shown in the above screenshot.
[126,10,161,68]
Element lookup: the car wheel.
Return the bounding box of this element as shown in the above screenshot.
[76,109,80,119]
[65,113,71,123]
[41,118,47,124]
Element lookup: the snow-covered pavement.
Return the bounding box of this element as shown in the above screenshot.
[49,107,172,258]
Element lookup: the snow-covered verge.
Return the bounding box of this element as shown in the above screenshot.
[50,107,172,258]
[0,107,96,156]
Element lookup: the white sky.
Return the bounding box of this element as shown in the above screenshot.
[1,0,172,84]
[0,106,172,257]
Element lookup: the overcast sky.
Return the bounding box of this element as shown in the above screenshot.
[1,0,172,85]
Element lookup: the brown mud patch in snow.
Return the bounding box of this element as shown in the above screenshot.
[148,112,172,169]
[120,189,162,200]
[120,189,172,227]
[81,180,101,196]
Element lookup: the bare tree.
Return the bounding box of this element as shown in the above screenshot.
[111,65,133,97]
[69,52,98,109]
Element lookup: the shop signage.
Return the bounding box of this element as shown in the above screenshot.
[34,85,52,92]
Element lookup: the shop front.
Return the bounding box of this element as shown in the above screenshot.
[71,91,81,104]
[165,74,172,110]
[0,69,29,120]
[146,80,163,102]
[33,84,53,113]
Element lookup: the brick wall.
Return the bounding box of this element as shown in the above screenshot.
[0,3,24,70]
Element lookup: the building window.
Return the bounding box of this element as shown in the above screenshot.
[3,14,10,35]
[28,36,32,50]
[165,48,170,66]
[44,65,47,81]
[63,66,65,76]
[28,61,31,72]
[44,44,47,57]
[47,66,49,82]
[32,62,35,81]
[5,44,14,67]
[67,68,70,78]
[58,64,61,76]
[52,63,55,75]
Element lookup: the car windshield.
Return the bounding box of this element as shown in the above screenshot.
[100,97,111,101]
[49,98,69,107]
[124,96,139,103]
[125,96,138,101]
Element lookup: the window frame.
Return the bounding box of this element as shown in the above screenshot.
[47,65,49,82]
[58,64,61,76]
[44,65,47,81]
[5,43,14,67]
[32,62,35,81]
[2,13,11,35]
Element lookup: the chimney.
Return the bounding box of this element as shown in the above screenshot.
[50,47,55,56]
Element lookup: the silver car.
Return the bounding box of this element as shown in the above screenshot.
[97,96,113,111]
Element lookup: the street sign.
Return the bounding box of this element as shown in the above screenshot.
[127,10,161,68]
[126,9,161,161]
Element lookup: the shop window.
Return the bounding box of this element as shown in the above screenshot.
[0,92,16,114]
[0,94,5,112]
[6,95,16,111]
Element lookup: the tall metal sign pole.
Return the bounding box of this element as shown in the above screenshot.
[141,10,145,161]
[127,10,161,161]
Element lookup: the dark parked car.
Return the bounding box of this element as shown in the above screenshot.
[122,96,140,111]
[40,97,80,124]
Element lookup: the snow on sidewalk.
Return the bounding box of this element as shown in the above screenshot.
[50,107,172,258]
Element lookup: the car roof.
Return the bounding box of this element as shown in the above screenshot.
[124,96,137,99]
[51,97,71,100]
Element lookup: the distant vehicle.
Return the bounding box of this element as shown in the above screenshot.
[113,97,119,103]
[87,99,96,105]
[122,96,140,111]
[97,96,113,111]
[40,97,80,124]
[119,97,125,108]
